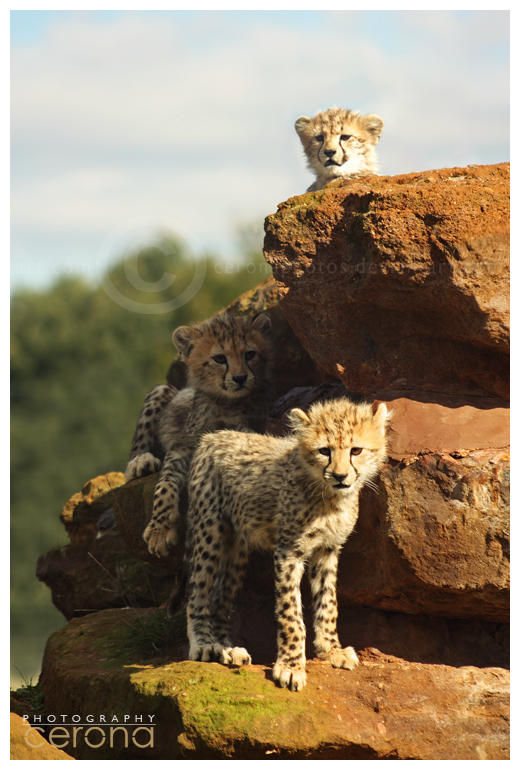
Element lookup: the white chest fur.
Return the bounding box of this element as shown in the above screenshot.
[301,501,358,553]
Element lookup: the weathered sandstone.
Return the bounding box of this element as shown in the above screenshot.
[38,608,509,760]
[264,164,510,401]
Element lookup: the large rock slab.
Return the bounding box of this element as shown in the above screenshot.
[383,394,509,457]
[264,163,510,401]
[38,608,509,760]
[345,448,509,621]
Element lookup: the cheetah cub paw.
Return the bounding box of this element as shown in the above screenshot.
[219,646,252,666]
[328,646,359,670]
[143,518,178,557]
[125,452,161,481]
[189,643,252,666]
[272,662,307,692]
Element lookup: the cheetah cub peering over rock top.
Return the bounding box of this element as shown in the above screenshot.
[186,397,389,691]
[125,312,273,558]
[295,107,384,192]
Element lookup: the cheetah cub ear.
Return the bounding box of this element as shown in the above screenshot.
[362,114,384,143]
[288,407,311,430]
[249,312,271,335]
[294,116,311,136]
[172,325,202,356]
[372,401,390,427]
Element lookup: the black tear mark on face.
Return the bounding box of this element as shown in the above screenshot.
[317,447,332,478]
[220,360,229,391]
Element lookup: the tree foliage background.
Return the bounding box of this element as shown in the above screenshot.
[11,230,270,685]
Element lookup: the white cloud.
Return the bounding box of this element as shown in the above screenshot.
[11,11,509,287]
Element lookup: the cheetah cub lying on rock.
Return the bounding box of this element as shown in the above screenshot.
[295,107,384,192]
[125,312,273,557]
[186,397,389,691]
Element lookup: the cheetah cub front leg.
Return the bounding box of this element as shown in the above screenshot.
[309,547,359,671]
[143,447,190,557]
[125,385,176,481]
[125,452,161,481]
[189,641,252,667]
[272,550,308,692]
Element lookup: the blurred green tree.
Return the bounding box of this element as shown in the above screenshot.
[10,231,270,685]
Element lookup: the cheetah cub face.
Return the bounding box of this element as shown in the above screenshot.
[173,312,272,400]
[295,107,383,191]
[289,399,388,496]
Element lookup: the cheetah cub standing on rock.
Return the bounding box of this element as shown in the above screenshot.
[295,107,384,192]
[125,312,273,557]
[186,397,389,691]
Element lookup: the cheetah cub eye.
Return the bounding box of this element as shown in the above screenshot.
[245,350,256,361]
[351,447,363,455]
[318,447,331,457]
[212,354,227,364]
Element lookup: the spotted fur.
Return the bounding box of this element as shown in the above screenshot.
[125,312,273,558]
[295,107,384,192]
[185,397,389,691]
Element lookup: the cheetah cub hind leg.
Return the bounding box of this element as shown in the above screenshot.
[189,642,252,666]
[125,452,161,481]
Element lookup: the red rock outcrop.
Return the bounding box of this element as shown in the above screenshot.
[36,472,179,618]
[38,608,509,760]
[264,164,509,402]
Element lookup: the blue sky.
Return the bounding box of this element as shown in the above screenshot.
[11,10,510,290]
